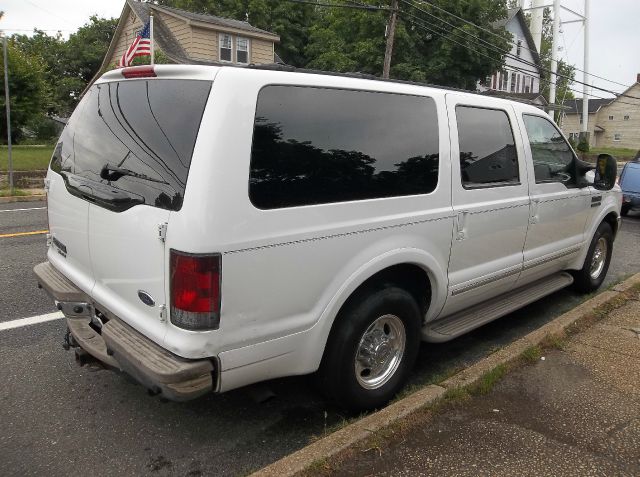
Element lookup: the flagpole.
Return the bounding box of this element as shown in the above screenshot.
[149,12,154,65]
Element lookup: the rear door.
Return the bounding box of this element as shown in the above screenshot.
[64,78,212,345]
[440,94,530,316]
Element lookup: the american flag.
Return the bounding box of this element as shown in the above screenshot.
[118,20,152,68]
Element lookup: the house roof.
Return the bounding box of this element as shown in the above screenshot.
[492,7,542,70]
[481,90,548,106]
[563,98,614,114]
[153,4,279,39]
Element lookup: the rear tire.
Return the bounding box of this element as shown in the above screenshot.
[318,286,421,412]
[572,222,613,293]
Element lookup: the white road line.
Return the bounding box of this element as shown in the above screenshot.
[0,207,47,213]
[0,311,64,331]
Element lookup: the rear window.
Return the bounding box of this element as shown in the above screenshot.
[249,86,439,209]
[51,79,211,211]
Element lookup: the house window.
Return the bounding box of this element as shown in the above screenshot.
[236,37,249,64]
[614,133,622,141]
[219,34,232,62]
[516,74,521,93]
[510,73,517,92]
[624,115,630,120]
[500,71,509,91]
[516,38,523,57]
[608,115,614,120]
[523,76,531,93]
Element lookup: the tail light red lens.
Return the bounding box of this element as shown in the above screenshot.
[122,65,156,79]
[170,250,221,330]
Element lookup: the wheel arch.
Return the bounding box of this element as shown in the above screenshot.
[306,248,448,373]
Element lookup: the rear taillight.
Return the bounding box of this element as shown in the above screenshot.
[170,250,221,331]
[122,65,156,79]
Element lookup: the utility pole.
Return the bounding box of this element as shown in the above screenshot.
[530,0,544,53]
[382,0,398,79]
[548,0,561,117]
[2,32,12,193]
[580,0,590,143]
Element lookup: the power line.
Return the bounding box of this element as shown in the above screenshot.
[401,0,640,100]
[399,9,639,108]
[281,0,388,11]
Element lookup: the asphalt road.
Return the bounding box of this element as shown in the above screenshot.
[1,200,639,477]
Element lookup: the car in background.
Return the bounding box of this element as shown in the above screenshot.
[620,160,640,216]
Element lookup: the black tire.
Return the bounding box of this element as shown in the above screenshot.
[318,286,421,412]
[572,222,613,293]
[621,204,631,217]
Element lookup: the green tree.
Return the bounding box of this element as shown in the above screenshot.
[305,0,511,88]
[0,40,48,143]
[12,16,117,117]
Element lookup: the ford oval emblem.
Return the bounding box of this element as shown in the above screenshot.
[138,290,155,307]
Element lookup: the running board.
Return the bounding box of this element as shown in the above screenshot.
[422,272,574,343]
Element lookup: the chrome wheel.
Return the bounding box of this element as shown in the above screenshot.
[589,237,608,279]
[354,314,406,390]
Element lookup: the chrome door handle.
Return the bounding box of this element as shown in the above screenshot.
[530,199,540,224]
[456,211,469,240]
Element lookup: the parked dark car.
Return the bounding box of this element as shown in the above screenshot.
[620,160,640,216]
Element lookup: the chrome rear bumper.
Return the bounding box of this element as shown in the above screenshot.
[34,261,215,401]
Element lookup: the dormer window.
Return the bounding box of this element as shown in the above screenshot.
[220,34,232,62]
[236,37,249,64]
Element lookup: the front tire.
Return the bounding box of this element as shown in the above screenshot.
[572,222,613,293]
[318,286,422,412]
[621,204,631,217]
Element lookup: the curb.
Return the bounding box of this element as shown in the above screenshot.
[0,194,46,204]
[252,272,640,477]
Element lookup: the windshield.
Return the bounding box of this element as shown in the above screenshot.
[51,79,212,211]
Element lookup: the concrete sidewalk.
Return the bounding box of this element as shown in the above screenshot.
[322,291,640,477]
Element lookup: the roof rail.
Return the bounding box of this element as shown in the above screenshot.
[245,62,474,94]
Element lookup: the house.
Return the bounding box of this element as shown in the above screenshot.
[560,76,640,149]
[99,0,280,72]
[478,7,543,101]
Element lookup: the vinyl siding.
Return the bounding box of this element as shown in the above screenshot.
[560,113,598,146]
[251,38,274,64]
[189,26,217,61]
[109,9,145,68]
[560,83,640,149]
[597,84,640,149]
[158,11,190,48]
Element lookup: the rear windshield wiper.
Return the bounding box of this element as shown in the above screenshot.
[100,164,169,185]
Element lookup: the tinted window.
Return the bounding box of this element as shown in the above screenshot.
[523,114,576,186]
[456,106,519,188]
[249,86,439,209]
[51,79,211,211]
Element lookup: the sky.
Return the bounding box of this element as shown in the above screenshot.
[1,0,638,99]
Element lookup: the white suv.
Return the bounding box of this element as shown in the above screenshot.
[35,64,620,411]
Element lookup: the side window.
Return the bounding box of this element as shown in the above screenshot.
[456,106,519,188]
[522,114,576,186]
[249,86,439,209]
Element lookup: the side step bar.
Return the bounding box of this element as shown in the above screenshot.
[423,272,574,343]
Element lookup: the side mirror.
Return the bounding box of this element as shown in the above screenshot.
[593,154,617,191]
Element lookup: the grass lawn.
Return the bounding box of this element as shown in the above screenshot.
[589,146,638,160]
[0,145,54,171]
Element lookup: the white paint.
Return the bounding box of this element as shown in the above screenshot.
[0,311,63,331]
[0,207,46,213]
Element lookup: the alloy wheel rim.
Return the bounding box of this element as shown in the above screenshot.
[354,314,406,390]
[589,237,608,279]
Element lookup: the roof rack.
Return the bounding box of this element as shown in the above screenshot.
[245,63,475,95]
